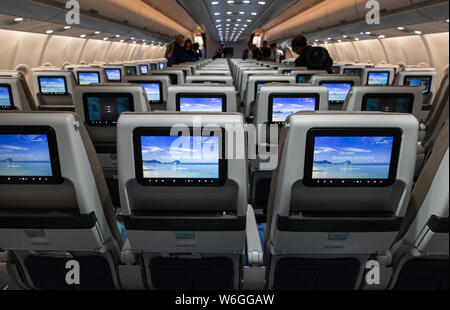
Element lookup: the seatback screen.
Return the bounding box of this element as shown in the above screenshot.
[303,128,401,187]
[159,62,165,70]
[140,65,149,75]
[404,76,432,95]
[269,95,319,124]
[177,95,226,112]
[367,72,390,86]
[362,94,414,113]
[78,72,100,85]
[151,63,157,71]
[296,74,313,84]
[105,69,122,82]
[83,93,134,126]
[0,85,14,110]
[133,128,226,186]
[343,68,362,77]
[130,81,162,103]
[0,126,62,184]
[125,66,137,76]
[320,82,353,103]
[38,76,68,96]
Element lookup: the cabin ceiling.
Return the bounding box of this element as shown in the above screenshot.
[177,0,299,43]
[141,0,198,32]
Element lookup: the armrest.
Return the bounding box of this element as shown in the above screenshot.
[246,205,264,266]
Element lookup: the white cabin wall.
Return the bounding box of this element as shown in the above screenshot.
[0,28,167,81]
[321,32,449,83]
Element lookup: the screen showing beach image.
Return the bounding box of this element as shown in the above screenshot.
[78,72,100,85]
[272,97,317,122]
[321,83,353,102]
[364,96,413,113]
[105,69,121,81]
[297,75,312,84]
[179,97,223,112]
[140,65,149,74]
[312,136,394,179]
[0,87,12,107]
[405,77,431,94]
[86,96,132,124]
[368,72,389,85]
[139,83,161,102]
[140,136,220,179]
[39,77,67,95]
[0,134,52,177]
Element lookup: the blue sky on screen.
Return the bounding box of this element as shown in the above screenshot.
[105,69,121,81]
[0,87,11,106]
[180,97,223,112]
[322,83,352,101]
[272,97,316,122]
[368,72,389,85]
[140,83,160,101]
[79,72,100,85]
[0,134,51,162]
[39,77,66,93]
[313,136,394,164]
[141,136,219,164]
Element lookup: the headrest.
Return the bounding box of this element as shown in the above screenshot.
[310,74,362,86]
[73,67,107,84]
[344,86,423,120]
[186,75,233,85]
[0,77,37,111]
[150,70,184,84]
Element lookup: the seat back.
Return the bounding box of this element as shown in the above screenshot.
[124,65,139,77]
[73,84,150,148]
[167,84,238,113]
[150,70,184,85]
[278,67,308,75]
[344,86,423,120]
[0,77,37,111]
[124,75,171,109]
[340,65,367,78]
[244,75,296,118]
[0,112,122,289]
[186,75,233,85]
[102,66,125,83]
[239,70,279,100]
[117,112,248,289]
[311,75,362,110]
[265,112,418,289]
[288,70,328,83]
[31,70,77,111]
[362,68,396,86]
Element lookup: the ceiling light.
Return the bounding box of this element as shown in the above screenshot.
[103,37,109,40]
[354,38,360,41]
[227,0,234,3]
[216,19,222,22]
[95,31,101,34]
[116,35,120,38]
[378,35,386,39]
[46,30,53,34]
[365,31,371,35]
[227,12,232,15]
[64,26,71,30]
[239,12,245,15]
[133,41,137,44]
[397,27,405,30]
[251,12,257,15]
[211,1,219,4]
[337,40,342,43]
[120,39,124,42]
[131,37,135,40]
[243,1,250,3]
[14,17,24,22]
[343,35,348,38]
[258,1,266,4]
[414,30,422,35]
[80,34,87,38]
[214,13,220,15]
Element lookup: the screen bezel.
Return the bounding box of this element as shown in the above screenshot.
[367,71,390,86]
[0,126,63,184]
[125,66,138,76]
[151,63,158,71]
[191,80,227,84]
[303,128,402,187]
[140,65,149,75]
[404,75,432,95]
[361,93,415,113]
[268,93,320,125]
[176,93,227,112]
[82,92,135,126]
[77,71,101,85]
[133,127,227,186]
[37,76,69,96]
[0,84,15,110]
[105,68,122,82]
[129,81,163,103]
[319,81,355,104]
[296,74,313,84]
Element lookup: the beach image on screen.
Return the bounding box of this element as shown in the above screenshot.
[140,65,148,74]
[322,83,352,102]
[0,87,11,107]
[140,83,160,102]
[179,97,223,112]
[140,136,219,179]
[406,78,430,94]
[312,136,394,179]
[0,134,52,177]
[272,97,316,122]
[105,69,121,81]
[39,77,66,95]
[368,72,389,85]
[365,97,412,113]
[78,72,100,85]
[87,96,131,123]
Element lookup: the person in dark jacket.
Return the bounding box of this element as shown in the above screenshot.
[242,41,259,60]
[213,44,226,59]
[167,34,197,66]
[184,39,198,60]
[193,43,202,59]
[259,40,271,60]
[292,35,334,73]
